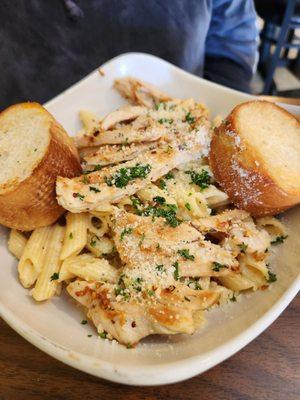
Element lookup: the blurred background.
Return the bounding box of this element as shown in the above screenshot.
[252,0,300,101]
[0,0,299,108]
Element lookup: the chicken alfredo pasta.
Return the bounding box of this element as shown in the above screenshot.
[8,77,288,347]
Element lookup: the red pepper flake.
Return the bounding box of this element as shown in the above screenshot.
[75,286,93,297]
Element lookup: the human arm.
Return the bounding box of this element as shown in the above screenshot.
[204,0,259,93]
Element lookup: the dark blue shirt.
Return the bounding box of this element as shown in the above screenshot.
[0,0,258,108]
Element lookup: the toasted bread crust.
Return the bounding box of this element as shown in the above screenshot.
[209,101,300,216]
[0,105,82,230]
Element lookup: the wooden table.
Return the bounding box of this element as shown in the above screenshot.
[0,296,298,400]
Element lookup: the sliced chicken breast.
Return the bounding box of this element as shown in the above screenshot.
[67,279,220,346]
[112,211,238,281]
[82,141,158,167]
[114,76,172,108]
[101,105,146,130]
[74,116,166,148]
[56,141,203,213]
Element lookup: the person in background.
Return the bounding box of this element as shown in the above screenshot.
[0,0,258,109]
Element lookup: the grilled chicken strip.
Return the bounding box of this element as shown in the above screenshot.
[101,105,146,130]
[112,211,238,281]
[74,115,166,148]
[192,209,271,255]
[65,210,236,345]
[114,76,172,108]
[82,141,158,167]
[75,105,146,143]
[56,137,204,213]
[67,279,220,346]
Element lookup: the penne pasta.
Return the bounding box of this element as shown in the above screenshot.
[240,264,266,289]
[240,254,269,279]
[88,214,110,238]
[31,224,65,301]
[255,216,287,241]
[218,272,255,291]
[86,233,114,257]
[8,229,27,260]
[175,188,210,219]
[59,253,118,283]
[202,186,229,209]
[18,226,52,288]
[60,212,89,260]
[137,184,176,206]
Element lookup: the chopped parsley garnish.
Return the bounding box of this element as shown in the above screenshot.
[177,249,195,261]
[139,203,181,227]
[187,278,202,290]
[81,320,87,325]
[212,262,227,272]
[238,242,248,253]
[158,118,173,124]
[114,287,130,300]
[132,277,143,292]
[185,112,195,124]
[155,264,165,273]
[230,294,237,302]
[82,164,103,175]
[120,227,133,241]
[69,232,73,239]
[138,233,145,247]
[126,343,133,349]
[184,296,191,302]
[156,243,161,250]
[82,175,90,184]
[271,235,288,245]
[267,271,277,283]
[156,204,181,227]
[165,171,174,180]
[73,192,85,201]
[99,331,107,339]
[147,290,155,296]
[122,137,129,147]
[195,281,202,290]
[131,196,142,209]
[105,163,151,188]
[185,202,192,211]
[89,186,101,193]
[173,261,180,280]
[158,179,166,190]
[153,196,166,204]
[185,169,211,190]
[87,334,93,337]
[154,103,161,110]
[50,272,59,281]
[90,235,98,247]
[118,274,125,286]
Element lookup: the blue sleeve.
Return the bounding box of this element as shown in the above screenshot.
[205,0,259,77]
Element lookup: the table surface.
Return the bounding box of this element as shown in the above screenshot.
[0,296,299,400]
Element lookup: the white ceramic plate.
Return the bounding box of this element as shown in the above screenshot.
[0,53,299,386]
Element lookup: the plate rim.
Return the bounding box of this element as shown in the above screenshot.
[0,52,299,386]
[1,273,299,385]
